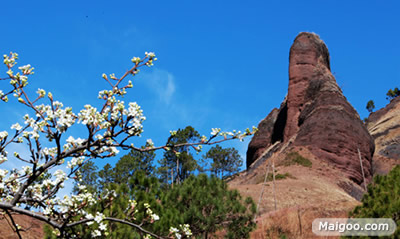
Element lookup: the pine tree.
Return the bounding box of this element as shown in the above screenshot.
[386,87,400,101]
[203,145,242,179]
[50,172,256,238]
[98,163,114,189]
[159,126,201,184]
[366,100,375,113]
[73,161,98,193]
[346,165,400,238]
[50,171,164,238]
[112,143,156,184]
[161,174,256,238]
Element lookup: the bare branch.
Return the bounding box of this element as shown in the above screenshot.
[5,210,23,239]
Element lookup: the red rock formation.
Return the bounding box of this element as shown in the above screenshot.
[246,105,282,168]
[247,32,374,186]
[367,97,400,174]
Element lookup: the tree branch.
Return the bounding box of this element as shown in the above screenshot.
[66,217,164,239]
[0,203,61,229]
[5,210,22,239]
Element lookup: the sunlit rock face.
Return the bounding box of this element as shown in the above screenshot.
[367,97,400,175]
[247,32,374,185]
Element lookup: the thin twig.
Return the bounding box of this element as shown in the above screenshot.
[5,210,22,239]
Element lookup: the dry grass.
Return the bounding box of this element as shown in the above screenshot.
[229,146,360,239]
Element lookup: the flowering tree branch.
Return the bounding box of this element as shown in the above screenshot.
[0,52,257,238]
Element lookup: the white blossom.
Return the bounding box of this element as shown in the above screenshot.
[94,212,104,224]
[0,131,8,140]
[0,169,8,178]
[18,64,34,74]
[11,123,22,131]
[91,230,101,237]
[0,155,7,163]
[85,213,94,225]
[99,223,107,231]
[210,128,221,136]
[43,207,52,215]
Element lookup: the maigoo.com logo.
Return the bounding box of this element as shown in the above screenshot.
[312,218,397,236]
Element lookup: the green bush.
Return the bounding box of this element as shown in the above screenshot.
[162,174,257,238]
[282,152,312,168]
[255,172,296,184]
[344,165,400,238]
[386,87,400,101]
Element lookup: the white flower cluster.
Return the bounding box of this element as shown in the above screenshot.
[83,212,107,237]
[77,100,145,137]
[65,136,85,149]
[169,224,192,239]
[128,199,138,211]
[41,147,57,158]
[144,203,160,222]
[210,126,258,141]
[210,128,221,136]
[0,131,8,141]
[19,64,34,75]
[144,52,157,67]
[3,52,18,68]
[0,153,7,164]
[78,104,105,126]
[67,156,85,169]
[11,123,22,131]
[42,170,66,189]
[23,101,77,137]
[56,191,96,215]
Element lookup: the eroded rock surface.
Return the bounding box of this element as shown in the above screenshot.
[247,32,374,185]
[367,97,400,174]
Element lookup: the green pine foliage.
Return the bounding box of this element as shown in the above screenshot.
[254,172,295,184]
[282,152,312,168]
[54,136,256,238]
[203,145,243,179]
[158,126,201,184]
[111,143,156,183]
[46,172,256,238]
[78,143,156,191]
[161,174,257,238]
[73,161,98,193]
[386,87,400,101]
[345,165,400,238]
[366,100,375,113]
[46,171,164,238]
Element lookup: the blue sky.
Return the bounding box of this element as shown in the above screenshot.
[1,1,399,175]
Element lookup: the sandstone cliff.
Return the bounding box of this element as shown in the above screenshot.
[367,97,400,175]
[247,32,374,187]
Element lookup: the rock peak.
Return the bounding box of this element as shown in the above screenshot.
[290,32,330,71]
[247,33,374,189]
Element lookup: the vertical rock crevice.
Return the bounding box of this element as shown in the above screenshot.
[271,103,287,143]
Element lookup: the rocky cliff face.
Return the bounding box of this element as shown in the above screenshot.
[247,32,375,186]
[367,97,400,174]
